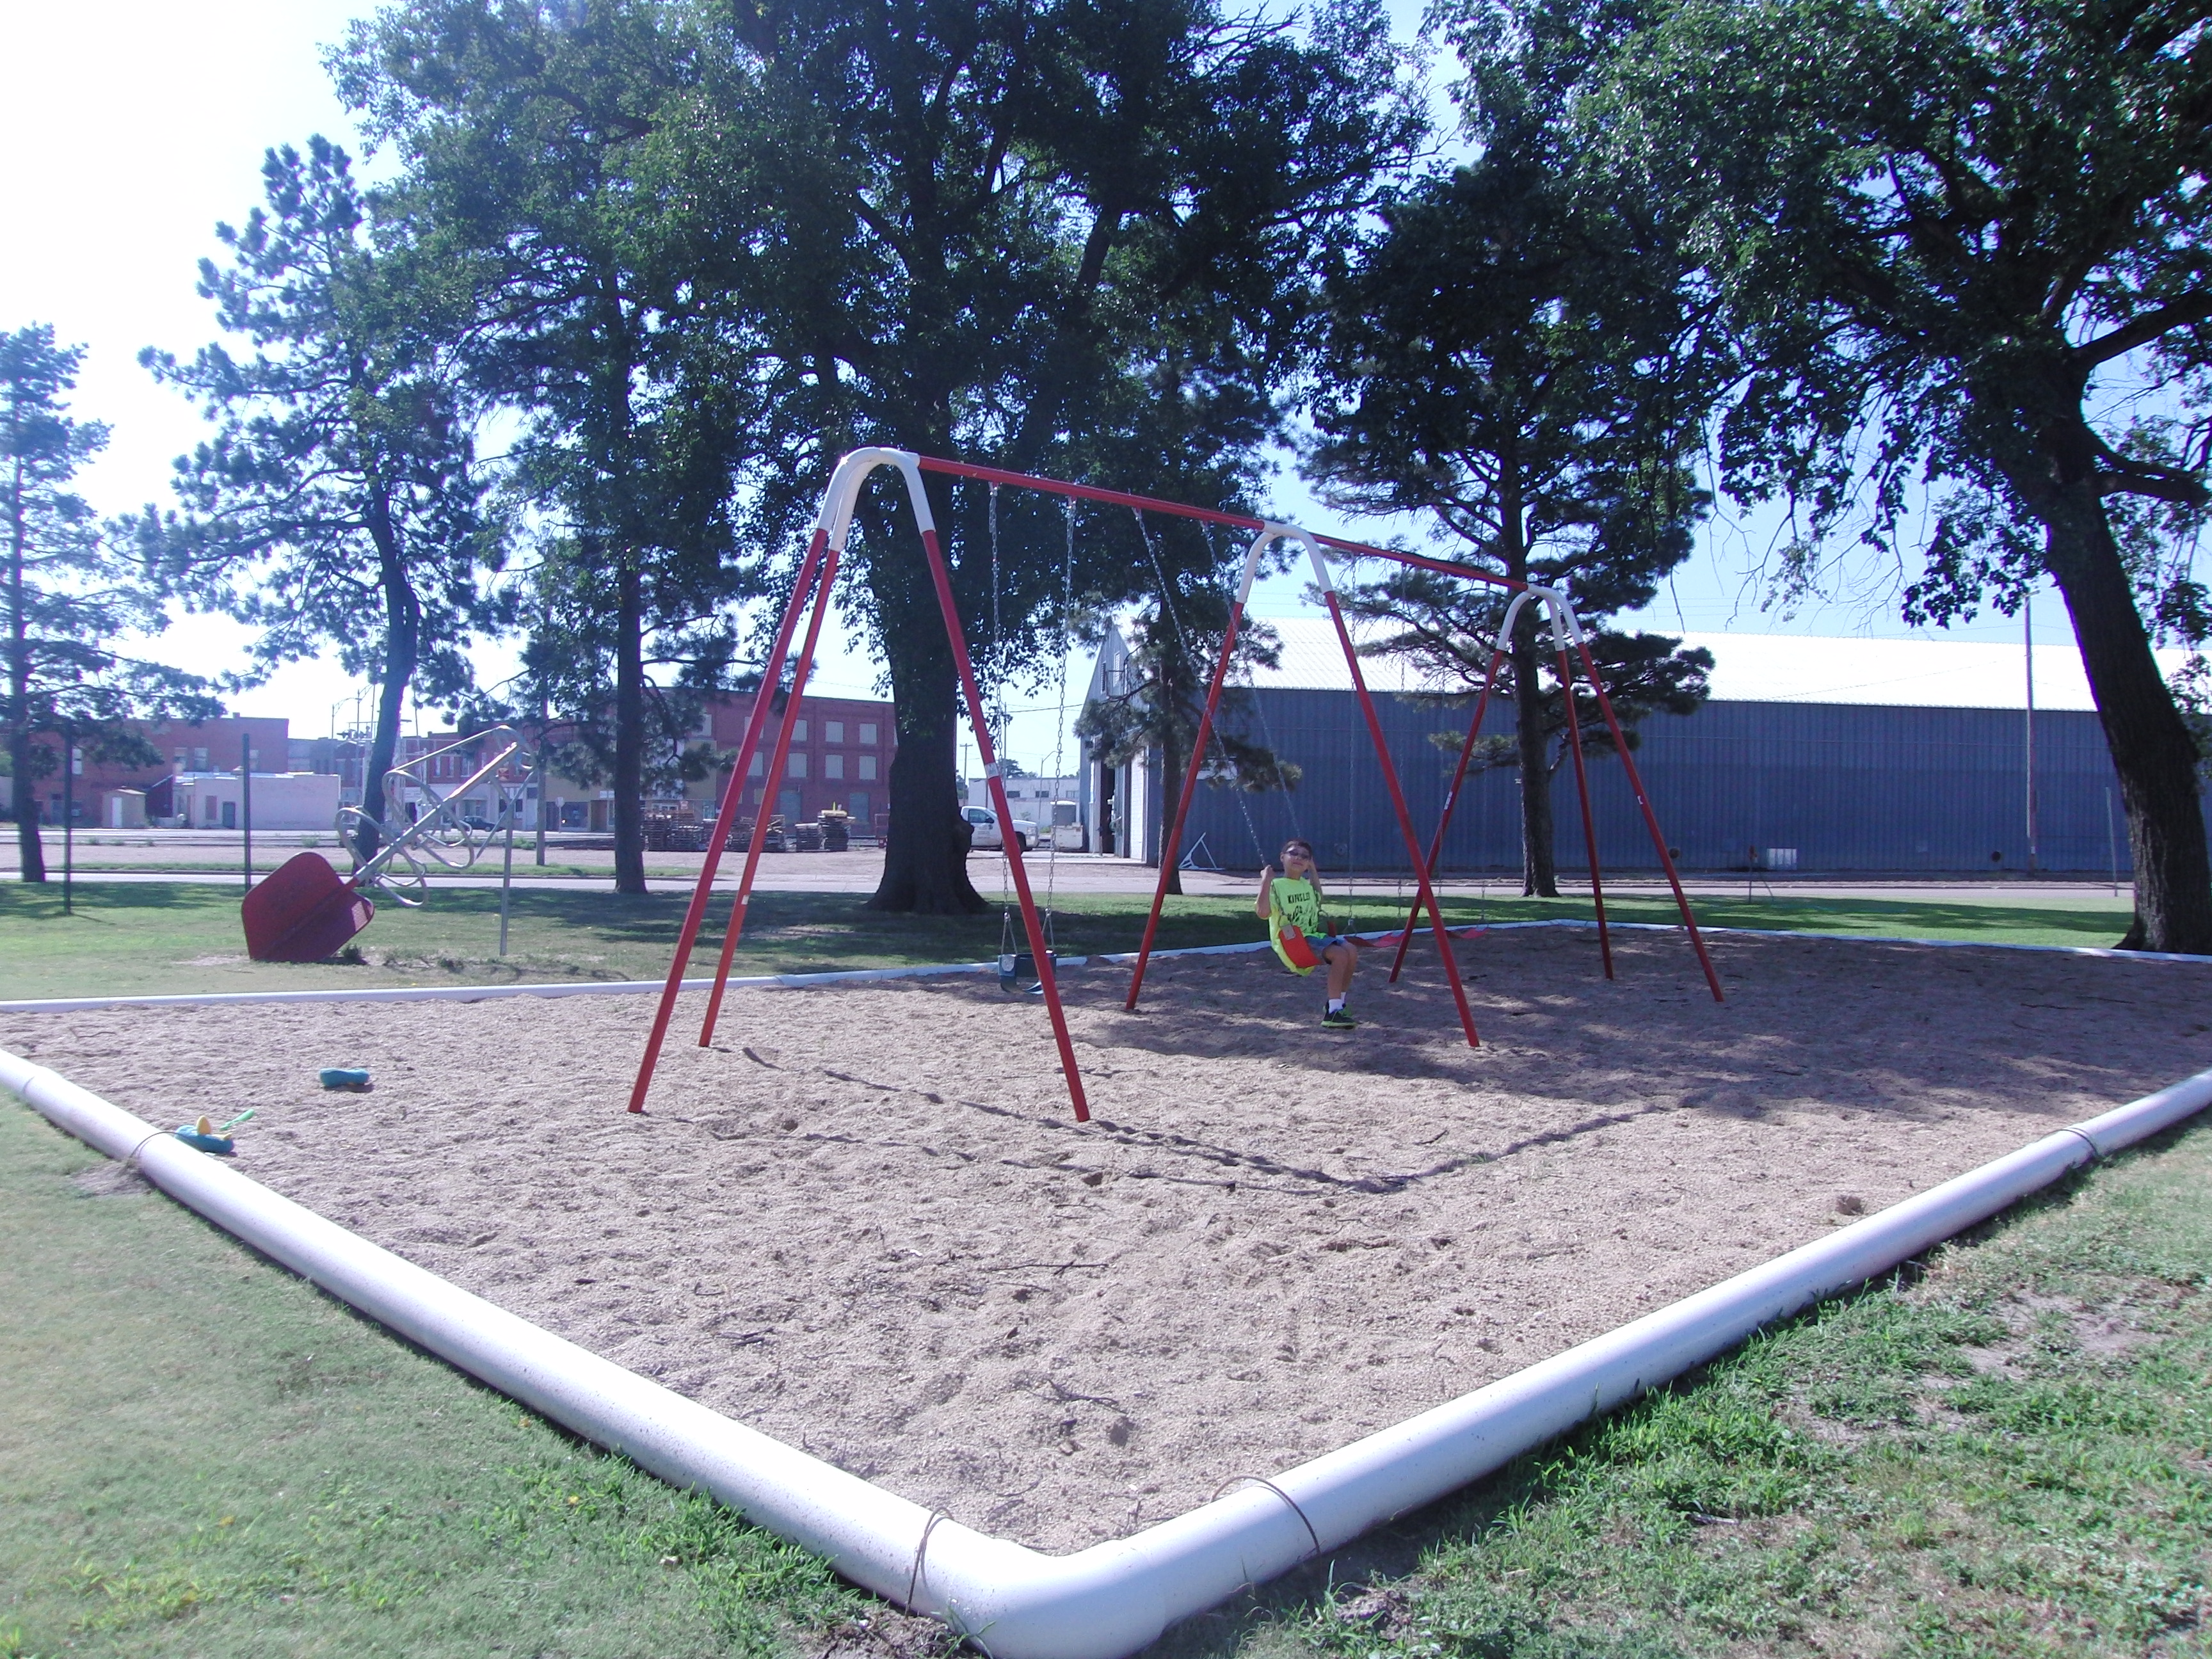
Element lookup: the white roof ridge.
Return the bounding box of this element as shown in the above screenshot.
[1224,616,2195,711]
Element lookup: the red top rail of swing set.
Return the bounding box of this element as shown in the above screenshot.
[911,455,1530,591]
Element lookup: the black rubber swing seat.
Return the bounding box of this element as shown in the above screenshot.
[998,952,1054,994]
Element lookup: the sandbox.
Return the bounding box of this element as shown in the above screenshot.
[7,927,2210,1555]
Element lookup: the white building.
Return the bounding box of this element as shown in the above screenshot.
[168,771,343,833]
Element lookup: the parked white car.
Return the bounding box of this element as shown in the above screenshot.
[961,804,1037,851]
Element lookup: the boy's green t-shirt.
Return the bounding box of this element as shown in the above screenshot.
[1268,874,1325,975]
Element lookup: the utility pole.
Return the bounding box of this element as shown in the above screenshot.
[241,728,255,892]
[2024,594,2039,874]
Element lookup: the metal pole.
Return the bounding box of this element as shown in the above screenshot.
[499,781,515,956]
[61,737,74,916]
[1125,595,1249,1010]
[628,529,830,1114]
[241,730,254,892]
[698,545,844,1046]
[2106,785,2120,897]
[2023,595,2039,874]
[1390,641,1507,982]
[1571,634,1725,1002]
[535,698,549,867]
[1320,585,1482,1047]
[917,519,1091,1122]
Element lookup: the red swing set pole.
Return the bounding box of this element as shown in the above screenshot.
[1571,633,1726,1002]
[913,517,1091,1124]
[1318,579,1482,1048]
[1388,637,1507,984]
[697,540,845,1046]
[1123,583,1252,1012]
[628,529,830,1113]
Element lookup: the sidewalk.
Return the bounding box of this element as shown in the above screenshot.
[5,831,2135,909]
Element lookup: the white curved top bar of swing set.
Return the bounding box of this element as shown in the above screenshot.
[1234,522,1338,605]
[810,454,1592,658]
[1495,584,1587,653]
[817,446,936,550]
[1232,525,1590,657]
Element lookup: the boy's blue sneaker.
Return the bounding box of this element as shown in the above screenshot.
[1321,1006,1358,1030]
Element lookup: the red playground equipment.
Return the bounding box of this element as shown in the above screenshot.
[242,729,525,963]
[1119,525,1725,1042]
[627,448,1722,1119]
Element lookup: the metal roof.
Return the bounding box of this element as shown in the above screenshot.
[1231,616,2195,712]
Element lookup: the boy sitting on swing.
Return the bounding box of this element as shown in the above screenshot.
[1256,838,1358,1029]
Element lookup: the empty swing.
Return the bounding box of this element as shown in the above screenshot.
[990,485,1078,995]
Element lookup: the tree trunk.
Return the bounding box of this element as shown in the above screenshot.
[1510,606,1559,897]
[8,456,44,883]
[1989,394,2212,954]
[867,467,984,915]
[1157,729,1185,897]
[2039,495,2211,952]
[353,554,421,866]
[8,730,41,883]
[612,552,648,896]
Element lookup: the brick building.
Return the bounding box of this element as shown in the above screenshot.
[515,691,899,835]
[703,691,896,833]
[18,716,291,826]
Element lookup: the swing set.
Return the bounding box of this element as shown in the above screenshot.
[627,447,1720,1123]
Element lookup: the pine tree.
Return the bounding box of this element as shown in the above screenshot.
[4,325,217,883]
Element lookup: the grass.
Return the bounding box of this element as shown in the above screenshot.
[0,1098,920,1659]
[0,876,2149,1002]
[1191,1118,2212,1659]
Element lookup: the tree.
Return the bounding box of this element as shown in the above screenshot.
[4,325,218,883]
[1307,0,1717,894]
[140,138,505,865]
[1075,518,1298,894]
[661,0,1422,912]
[333,1,770,895]
[333,0,1415,909]
[1596,0,2212,950]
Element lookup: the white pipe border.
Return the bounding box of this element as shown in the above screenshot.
[8,1041,2210,1659]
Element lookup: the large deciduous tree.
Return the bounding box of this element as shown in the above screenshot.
[141,138,505,863]
[333,0,1415,909]
[666,0,1422,912]
[1308,0,1716,894]
[4,326,217,883]
[1598,0,2212,950]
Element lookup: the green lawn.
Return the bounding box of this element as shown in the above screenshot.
[0,1099,895,1659]
[1225,1114,2212,1659]
[0,879,2147,1002]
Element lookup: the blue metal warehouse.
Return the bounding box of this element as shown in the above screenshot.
[1082,624,2204,876]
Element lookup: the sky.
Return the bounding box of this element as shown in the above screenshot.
[3,1,2155,776]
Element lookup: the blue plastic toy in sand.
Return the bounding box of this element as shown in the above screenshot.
[319,1068,372,1090]
[173,1110,252,1155]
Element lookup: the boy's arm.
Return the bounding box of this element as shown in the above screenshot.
[1254,865,1275,920]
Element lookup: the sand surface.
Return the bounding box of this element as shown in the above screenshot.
[8,928,2210,1553]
